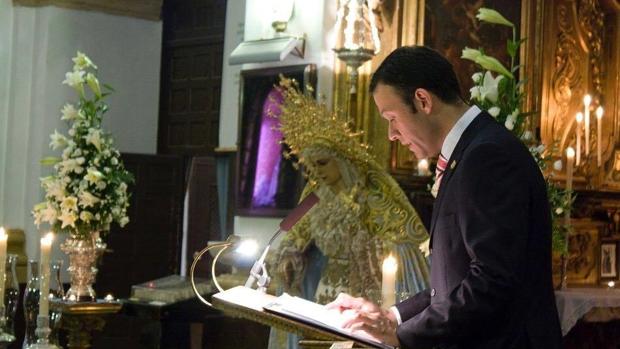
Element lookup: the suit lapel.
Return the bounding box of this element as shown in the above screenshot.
[429,112,493,243]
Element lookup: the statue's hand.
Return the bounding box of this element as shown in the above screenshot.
[277,248,303,290]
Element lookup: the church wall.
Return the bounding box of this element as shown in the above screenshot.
[219,0,337,247]
[0,3,162,268]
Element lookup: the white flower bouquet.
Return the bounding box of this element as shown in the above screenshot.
[461,8,573,253]
[33,52,133,240]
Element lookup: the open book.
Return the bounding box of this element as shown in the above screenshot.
[212,286,394,349]
[264,293,394,349]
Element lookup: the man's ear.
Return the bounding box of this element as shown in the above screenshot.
[413,88,433,114]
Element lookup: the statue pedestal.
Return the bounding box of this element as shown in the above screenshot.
[50,300,121,349]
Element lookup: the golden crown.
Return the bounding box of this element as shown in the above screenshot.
[276,77,375,170]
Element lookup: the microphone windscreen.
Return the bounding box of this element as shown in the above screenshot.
[279,192,319,231]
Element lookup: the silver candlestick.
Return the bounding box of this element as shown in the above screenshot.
[26,315,59,349]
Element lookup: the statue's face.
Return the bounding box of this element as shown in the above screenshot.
[311,156,342,187]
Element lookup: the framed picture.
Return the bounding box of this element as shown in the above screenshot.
[601,242,618,279]
[235,64,317,217]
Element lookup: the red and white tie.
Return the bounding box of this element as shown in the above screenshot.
[434,153,448,190]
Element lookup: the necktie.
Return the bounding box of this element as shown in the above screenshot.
[434,153,448,190]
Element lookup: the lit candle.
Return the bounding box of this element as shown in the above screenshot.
[381,254,397,308]
[608,281,615,288]
[565,147,575,228]
[566,147,575,193]
[584,95,591,155]
[0,228,7,307]
[39,232,53,317]
[575,112,583,166]
[417,159,430,176]
[596,106,604,167]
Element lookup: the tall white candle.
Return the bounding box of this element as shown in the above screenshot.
[417,159,430,176]
[596,106,604,167]
[0,228,7,308]
[566,147,575,193]
[576,112,583,166]
[381,254,397,308]
[584,95,592,155]
[39,232,53,317]
[566,147,575,227]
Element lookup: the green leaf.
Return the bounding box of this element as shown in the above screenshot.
[40,157,61,166]
[103,84,115,92]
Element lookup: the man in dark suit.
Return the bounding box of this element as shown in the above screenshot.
[327,46,562,349]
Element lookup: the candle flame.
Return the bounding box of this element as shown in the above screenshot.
[584,94,592,106]
[609,281,615,288]
[566,147,575,158]
[576,112,583,122]
[41,231,54,246]
[382,254,398,273]
[596,106,604,119]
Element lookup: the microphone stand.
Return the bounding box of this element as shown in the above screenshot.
[244,229,283,292]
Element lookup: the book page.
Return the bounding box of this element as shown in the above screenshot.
[265,293,389,348]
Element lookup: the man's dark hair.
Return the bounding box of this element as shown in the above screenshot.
[369,46,463,112]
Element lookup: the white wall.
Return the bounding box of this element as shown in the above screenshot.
[0,4,162,270]
[220,0,337,245]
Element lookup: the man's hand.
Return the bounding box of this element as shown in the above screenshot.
[326,293,399,347]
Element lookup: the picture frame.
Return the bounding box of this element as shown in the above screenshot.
[235,64,317,217]
[600,242,618,279]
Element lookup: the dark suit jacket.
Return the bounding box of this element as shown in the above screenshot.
[395,112,562,349]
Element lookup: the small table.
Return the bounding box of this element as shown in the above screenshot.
[50,300,122,349]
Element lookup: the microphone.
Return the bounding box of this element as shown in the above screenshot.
[244,192,320,290]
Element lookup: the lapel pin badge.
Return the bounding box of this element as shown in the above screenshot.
[450,160,457,169]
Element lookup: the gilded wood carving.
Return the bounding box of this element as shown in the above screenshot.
[539,0,619,190]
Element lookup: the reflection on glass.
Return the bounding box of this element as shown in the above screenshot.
[49,260,65,345]
[251,87,284,208]
[22,260,40,349]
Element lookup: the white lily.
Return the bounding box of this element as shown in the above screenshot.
[62,70,84,90]
[72,51,97,71]
[58,210,78,228]
[49,130,68,150]
[61,104,79,120]
[505,108,519,130]
[80,211,94,223]
[84,128,102,151]
[488,106,501,117]
[469,86,482,102]
[472,72,483,83]
[85,73,101,98]
[461,47,482,62]
[553,160,563,171]
[41,203,58,224]
[477,8,514,27]
[79,191,100,208]
[85,168,104,185]
[480,71,503,103]
[60,196,78,212]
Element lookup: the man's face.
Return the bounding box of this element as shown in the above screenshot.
[373,83,438,159]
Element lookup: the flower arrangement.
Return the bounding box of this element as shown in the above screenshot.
[33,52,133,240]
[461,8,573,254]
